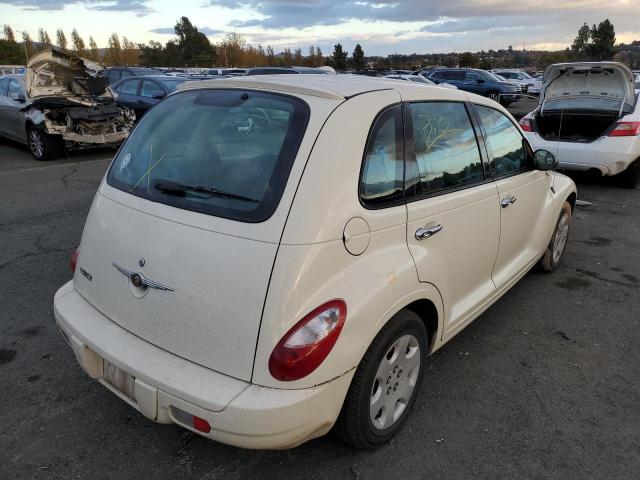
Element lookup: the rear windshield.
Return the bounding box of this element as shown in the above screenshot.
[157,78,187,92]
[107,89,310,222]
[544,97,634,114]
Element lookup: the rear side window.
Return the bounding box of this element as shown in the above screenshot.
[475,105,529,176]
[140,80,164,98]
[0,78,10,96]
[360,105,404,207]
[410,102,484,194]
[8,79,23,99]
[118,79,138,95]
[107,89,309,223]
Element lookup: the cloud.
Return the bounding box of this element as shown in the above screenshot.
[150,26,225,36]
[0,0,152,15]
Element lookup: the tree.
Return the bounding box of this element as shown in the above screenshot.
[22,31,34,61]
[266,45,275,64]
[571,22,591,60]
[121,36,139,65]
[56,29,67,51]
[282,47,292,66]
[38,28,51,47]
[315,46,323,66]
[138,40,165,66]
[71,28,85,56]
[174,16,216,67]
[4,25,15,42]
[590,19,616,60]
[104,33,122,65]
[459,51,478,67]
[293,48,303,66]
[88,36,99,61]
[221,32,245,67]
[332,43,347,71]
[352,43,365,70]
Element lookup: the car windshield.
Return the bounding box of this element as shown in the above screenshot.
[107,89,310,222]
[157,78,187,93]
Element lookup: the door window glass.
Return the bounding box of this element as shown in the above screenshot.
[410,102,484,193]
[118,79,138,95]
[7,80,23,100]
[360,105,404,206]
[475,105,529,175]
[141,80,164,98]
[0,78,10,96]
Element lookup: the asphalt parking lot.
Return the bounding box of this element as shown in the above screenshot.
[1,130,639,479]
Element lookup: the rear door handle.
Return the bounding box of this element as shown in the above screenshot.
[415,224,443,240]
[501,195,517,208]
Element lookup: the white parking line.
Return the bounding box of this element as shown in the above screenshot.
[0,157,112,176]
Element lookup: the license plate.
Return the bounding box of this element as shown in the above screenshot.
[103,360,136,401]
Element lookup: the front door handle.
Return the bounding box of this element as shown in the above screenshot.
[501,195,517,208]
[415,224,443,240]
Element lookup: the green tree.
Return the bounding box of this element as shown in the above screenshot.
[0,26,22,64]
[332,43,347,71]
[138,40,165,66]
[352,43,365,70]
[174,16,216,67]
[589,19,616,60]
[459,51,477,67]
[571,22,591,59]
[71,28,85,56]
[56,29,67,51]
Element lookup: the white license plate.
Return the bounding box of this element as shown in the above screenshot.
[103,360,136,401]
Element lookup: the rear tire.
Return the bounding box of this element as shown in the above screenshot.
[616,160,640,189]
[334,310,428,448]
[27,125,61,161]
[540,201,572,272]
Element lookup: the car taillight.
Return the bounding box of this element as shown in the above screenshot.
[269,299,347,381]
[519,117,533,132]
[607,122,640,137]
[70,248,79,274]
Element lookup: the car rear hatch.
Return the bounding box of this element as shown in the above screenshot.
[73,86,336,382]
[534,62,637,142]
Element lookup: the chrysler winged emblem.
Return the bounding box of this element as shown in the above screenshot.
[113,263,175,291]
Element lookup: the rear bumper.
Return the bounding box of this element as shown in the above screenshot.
[524,132,639,176]
[54,281,353,449]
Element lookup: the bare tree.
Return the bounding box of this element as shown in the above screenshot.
[88,36,99,61]
[4,25,16,42]
[38,28,52,46]
[56,29,67,51]
[71,28,86,55]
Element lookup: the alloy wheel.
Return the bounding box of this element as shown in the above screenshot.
[29,129,44,159]
[553,211,570,265]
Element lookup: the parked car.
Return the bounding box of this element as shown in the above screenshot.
[0,49,134,160]
[201,68,247,76]
[520,62,640,188]
[385,73,458,89]
[426,68,521,105]
[0,65,26,75]
[633,70,640,89]
[245,67,330,75]
[54,75,576,450]
[101,66,166,84]
[492,69,542,94]
[112,75,193,119]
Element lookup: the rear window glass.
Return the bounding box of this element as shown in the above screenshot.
[107,89,310,222]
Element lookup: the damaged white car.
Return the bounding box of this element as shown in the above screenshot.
[0,48,134,160]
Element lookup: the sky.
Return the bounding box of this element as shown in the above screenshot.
[2,0,639,56]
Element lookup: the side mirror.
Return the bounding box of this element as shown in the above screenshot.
[533,149,558,171]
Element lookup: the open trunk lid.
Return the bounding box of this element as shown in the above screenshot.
[540,62,636,115]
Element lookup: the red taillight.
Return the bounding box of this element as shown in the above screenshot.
[607,122,640,137]
[269,299,347,381]
[192,416,211,433]
[519,117,533,132]
[70,248,79,274]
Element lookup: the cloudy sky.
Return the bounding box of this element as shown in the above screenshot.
[2,0,639,55]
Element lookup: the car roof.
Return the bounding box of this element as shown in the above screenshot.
[177,74,469,101]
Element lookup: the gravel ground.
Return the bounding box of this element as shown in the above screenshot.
[1,140,638,480]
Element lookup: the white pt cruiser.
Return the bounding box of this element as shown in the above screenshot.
[54,75,577,449]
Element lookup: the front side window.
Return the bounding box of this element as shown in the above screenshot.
[410,102,484,194]
[475,105,529,176]
[107,89,309,223]
[7,79,23,100]
[0,78,10,96]
[360,105,404,207]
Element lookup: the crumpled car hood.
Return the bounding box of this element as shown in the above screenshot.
[26,47,112,107]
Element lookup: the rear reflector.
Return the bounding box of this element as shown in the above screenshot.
[608,122,640,137]
[192,416,211,434]
[519,117,533,132]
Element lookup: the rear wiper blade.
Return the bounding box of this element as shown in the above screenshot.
[154,181,259,203]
